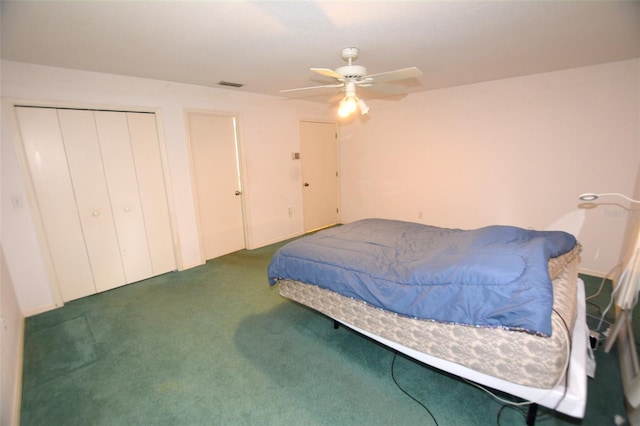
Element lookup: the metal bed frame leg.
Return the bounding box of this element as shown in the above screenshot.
[329,318,542,425]
[526,403,538,426]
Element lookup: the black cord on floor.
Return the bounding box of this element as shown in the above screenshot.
[496,403,528,425]
[391,351,439,426]
[551,308,571,412]
[495,308,573,425]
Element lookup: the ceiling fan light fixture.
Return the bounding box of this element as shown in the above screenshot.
[357,98,369,115]
[338,95,358,117]
[338,95,369,118]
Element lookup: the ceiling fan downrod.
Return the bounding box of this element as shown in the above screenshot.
[341,47,359,65]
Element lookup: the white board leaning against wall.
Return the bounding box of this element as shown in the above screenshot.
[15,106,176,303]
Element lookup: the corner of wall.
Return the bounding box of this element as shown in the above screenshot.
[1,245,25,426]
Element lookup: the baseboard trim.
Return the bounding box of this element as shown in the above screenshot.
[23,303,59,318]
[578,267,614,280]
[248,232,304,250]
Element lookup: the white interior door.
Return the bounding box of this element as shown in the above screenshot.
[188,112,245,260]
[300,121,338,232]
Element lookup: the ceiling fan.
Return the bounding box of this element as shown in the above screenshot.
[281,47,422,117]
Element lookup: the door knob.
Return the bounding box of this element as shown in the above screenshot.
[235,190,242,196]
[304,183,310,187]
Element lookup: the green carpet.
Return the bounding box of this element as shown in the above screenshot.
[22,316,97,390]
[21,243,629,425]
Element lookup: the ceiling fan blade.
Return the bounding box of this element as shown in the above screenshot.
[310,68,344,79]
[280,83,343,93]
[362,83,408,96]
[366,67,422,83]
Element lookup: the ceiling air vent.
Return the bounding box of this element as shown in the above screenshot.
[218,81,244,88]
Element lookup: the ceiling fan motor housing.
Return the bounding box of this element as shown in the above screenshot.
[335,65,368,78]
[338,47,367,78]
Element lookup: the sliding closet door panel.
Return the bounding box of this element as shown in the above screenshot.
[127,113,176,275]
[94,111,153,283]
[15,107,96,301]
[57,109,126,292]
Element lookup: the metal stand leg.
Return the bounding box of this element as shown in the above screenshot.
[526,403,538,426]
[604,310,629,353]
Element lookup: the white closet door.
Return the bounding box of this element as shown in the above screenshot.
[94,111,153,283]
[17,106,176,302]
[57,109,127,292]
[127,113,176,275]
[16,107,96,301]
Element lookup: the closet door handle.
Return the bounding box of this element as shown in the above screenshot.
[124,207,131,212]
[235,190,242,196]
[92,211,101,217]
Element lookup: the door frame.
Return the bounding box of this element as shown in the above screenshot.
[184,109,250,264]
[5,99,179,309]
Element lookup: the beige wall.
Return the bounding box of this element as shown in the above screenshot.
[0,57,638,423]
[1,60,333,314]
[339,59,640,276]
[2,59,638,316]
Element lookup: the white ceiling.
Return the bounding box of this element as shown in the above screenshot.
[1,1,639,102]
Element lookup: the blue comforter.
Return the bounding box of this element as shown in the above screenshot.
[268,218,577,336]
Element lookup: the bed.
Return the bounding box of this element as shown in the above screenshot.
[268,218,586,425]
